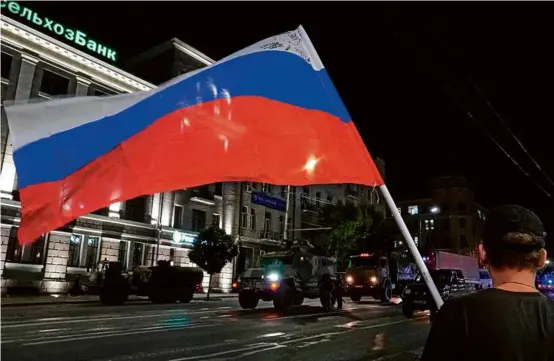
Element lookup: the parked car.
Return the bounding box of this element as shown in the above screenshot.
[478,268,493,290]
[401,269,476,322]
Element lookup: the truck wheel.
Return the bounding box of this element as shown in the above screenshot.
[320,291,332,311]
[350,295,362,302]
[273,292,293,312]
[238,291,259,309]
[402,301,414,318]
[380,281,393,303]
[179,287,194,304]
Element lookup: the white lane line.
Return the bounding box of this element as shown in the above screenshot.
[231,344,287,358]
[257,332,285,338]
[21,324,216,346]
[167,343,277,361]
[2,309,229,329]
[262,311,343,321]
[37,328,70,333]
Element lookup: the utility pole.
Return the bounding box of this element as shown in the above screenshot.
[152,192,164,266]
[283,185,291,242]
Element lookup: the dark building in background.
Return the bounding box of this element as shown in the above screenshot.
[123,38,215,85]
[300,158,387,243]
[389,176,488,256]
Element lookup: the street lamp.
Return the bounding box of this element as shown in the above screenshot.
[430,206,440,214]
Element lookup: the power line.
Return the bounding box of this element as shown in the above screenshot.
[393,27,552,200]
[447,89,552,199]
[424,26,554,192]
[470,82,554,189]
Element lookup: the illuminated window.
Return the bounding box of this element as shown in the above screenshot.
[67,234,84,267]
[241,206,248,228]
[408,206,419,215]
[212,213,221,228]
[191,209,206,232]
[173,205,184,228]
[250,208,256,231]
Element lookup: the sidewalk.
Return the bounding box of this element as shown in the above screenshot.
[1,292,238,307]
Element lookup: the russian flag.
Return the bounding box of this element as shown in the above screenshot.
[5,26,384,245]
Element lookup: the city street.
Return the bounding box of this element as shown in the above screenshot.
[2,297,430,361]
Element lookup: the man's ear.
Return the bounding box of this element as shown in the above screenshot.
[537,249,547,269]
[478,243,487,265]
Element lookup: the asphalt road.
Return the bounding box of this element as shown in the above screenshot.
[1,297,430,361]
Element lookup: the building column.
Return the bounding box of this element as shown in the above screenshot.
[0,54,38,191]
[75,76,90,97]
[41,233,71,294]
[14,53,39,101]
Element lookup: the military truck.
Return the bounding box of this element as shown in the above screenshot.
[238,241,343,312]
[344,252,416,303]
[99,261,204,305]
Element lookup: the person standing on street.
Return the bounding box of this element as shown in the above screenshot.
[420,205,553,361]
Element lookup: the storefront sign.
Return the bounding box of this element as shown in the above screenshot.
[251,191,286,212]
[2,0,118,62]
[172,231,196,244]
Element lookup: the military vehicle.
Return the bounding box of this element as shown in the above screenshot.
[238,240,343,312]
[344,252,416,303]
[99,260,204,305]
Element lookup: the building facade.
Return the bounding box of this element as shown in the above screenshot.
[0,12,326,295]
[388,176,488,255]
[0,13,235,295]
[300,158,387,242]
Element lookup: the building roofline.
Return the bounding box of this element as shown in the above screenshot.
[396,197,432,205]
[1,15,156,93]
[124,37,215,69]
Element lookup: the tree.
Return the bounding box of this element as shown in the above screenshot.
[309,201,387,270]
[188,226,238,300]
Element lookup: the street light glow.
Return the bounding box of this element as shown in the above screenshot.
[430,207,440,213]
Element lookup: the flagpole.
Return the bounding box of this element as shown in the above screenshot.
[379,185,444,309]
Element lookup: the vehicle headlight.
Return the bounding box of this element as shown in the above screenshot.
[370,276,378,283]
[346,276,354,284]
[266,273,280,282]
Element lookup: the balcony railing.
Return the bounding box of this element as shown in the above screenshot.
[190,186,215,205]
[240,227,283,242]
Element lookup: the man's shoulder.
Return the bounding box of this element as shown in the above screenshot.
[444,288,551,310]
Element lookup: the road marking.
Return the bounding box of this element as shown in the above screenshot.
[167,343,278,361]
[20,324,217,346]
[336,321,361,328]
[257,332,285,338]
[37,328,69,333]
[231,344,287,358]
[1,309,228,329]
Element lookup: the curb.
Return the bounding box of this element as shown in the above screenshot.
[1,293,238,308]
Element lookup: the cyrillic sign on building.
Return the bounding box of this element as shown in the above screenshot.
[1,0,117,62]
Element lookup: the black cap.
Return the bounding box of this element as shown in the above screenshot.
[482,205,546,252]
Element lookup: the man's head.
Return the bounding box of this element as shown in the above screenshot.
[478,205,547,272]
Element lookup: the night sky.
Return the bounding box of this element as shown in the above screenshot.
[20,2,554,242]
